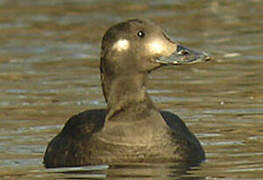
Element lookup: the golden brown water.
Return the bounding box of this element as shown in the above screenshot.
[0,0,263,179]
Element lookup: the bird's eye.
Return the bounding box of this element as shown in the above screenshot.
[137,31,145,38]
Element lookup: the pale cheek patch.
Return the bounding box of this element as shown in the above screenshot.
[112,39,130,52]
[148,41,164,54]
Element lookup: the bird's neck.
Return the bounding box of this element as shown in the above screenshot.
[101,71,157,121]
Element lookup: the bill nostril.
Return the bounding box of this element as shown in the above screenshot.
[179,50,190,55]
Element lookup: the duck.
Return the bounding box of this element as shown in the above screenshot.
[43,19,210,168]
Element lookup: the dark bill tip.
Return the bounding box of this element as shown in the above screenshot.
[156,44,212,65]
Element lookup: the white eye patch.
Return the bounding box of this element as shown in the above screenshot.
[112,39,130,52]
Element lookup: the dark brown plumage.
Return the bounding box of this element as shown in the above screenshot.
[44,19,210,168]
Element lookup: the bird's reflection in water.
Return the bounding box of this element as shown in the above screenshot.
[48,162,205,180]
